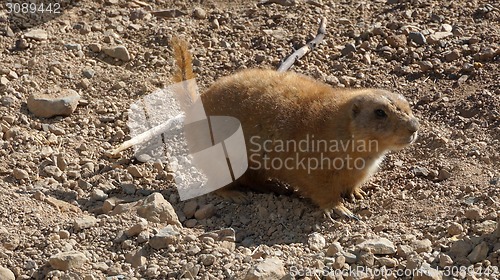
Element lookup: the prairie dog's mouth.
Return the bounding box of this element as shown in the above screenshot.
[392,132,418,150]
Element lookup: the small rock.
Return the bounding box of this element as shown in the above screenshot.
[243,258,286,280]
[441,24,453,32]
[8,71,18,79]
[428,32,453,44]
[387,34,407,48]
[308,232,326,251]
[185,219,197,228]
[255,54,266,63]
[88,43,101,52]
[59,230,70,239]
[65,43,82,51]
[121,183,136,195]
[467,241,489,263]
[193,7,207,19]
[126,220,148,237]
[15,38,30,50]
[357,237,396,255]
[409,32,426,45]
[358,250,375,266]
[0,267,15,280]
[4,26,14,37]
[378,257,397,267]
[199,254,216,266]
[0,76,9,86]
[339,75,356,86]
[137,193,181,226]
[126,247,146,268]
[49,251,88,271]
[341,43,357,56]
[24,29,48,41]
[44,166,63,178]
[82,68,95,79]
[194,203,216,220]
[447,222,463,236]
[444,50,460,62]
[102,197,120,213]
[342,251,357,263]
[103,45,131,62]
[332,255,345,269]
[412,166,430,177]
[55,154,67,171]
[211,19,220,29]
[27,89,80,118]
[183,200,198,219]
[112,81,126,90]
[326,242,343,256]
[465,207,483,220]
[127,165,143,178]
[419,60,434,72]
[439,253,453,268]
[91,189,108,201]
[437,169,451,181]
[338,18,351,24]
[13,168,29,180]
[202,228,236,242]
[149,225,179,250]
[74,216,97,231]
[412,239,432,253]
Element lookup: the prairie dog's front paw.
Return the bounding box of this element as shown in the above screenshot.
[324,203,360,221]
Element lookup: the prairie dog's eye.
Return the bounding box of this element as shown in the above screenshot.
[374,109,387,118]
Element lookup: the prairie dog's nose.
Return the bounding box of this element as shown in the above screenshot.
[408,118,419,133]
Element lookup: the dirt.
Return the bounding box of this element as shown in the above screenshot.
[0,0,499,279]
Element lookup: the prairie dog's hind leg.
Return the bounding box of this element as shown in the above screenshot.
[213,171,261,204]
[215,185,250,204]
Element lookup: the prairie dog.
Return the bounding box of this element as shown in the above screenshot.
[172,40,419,219]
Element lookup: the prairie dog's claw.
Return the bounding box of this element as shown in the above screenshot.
[344,188,367,202]
[325,205,360,221]
[215,189,250,204]
[352,189,367,200]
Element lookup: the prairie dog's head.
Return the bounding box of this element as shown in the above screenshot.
[349,89,419,151]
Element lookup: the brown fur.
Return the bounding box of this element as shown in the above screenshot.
[171,39,419,217]
[200,69,419,213]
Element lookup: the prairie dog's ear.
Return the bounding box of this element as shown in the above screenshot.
[351,100,361,119]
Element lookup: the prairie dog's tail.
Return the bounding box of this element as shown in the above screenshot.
[171,37,195,83]
[171,37,197,104]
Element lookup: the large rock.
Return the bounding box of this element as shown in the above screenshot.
[357,238,396,255]
[103,45,131,61]
[244,258,286,280]
[449,239,473,257]
[467,241,489,263]
[137,193,181,226]
[27,89,80,118]
[73,216,97,231]
[412,239,432,253]
[307,232,326,251]
[149,225,180,250]
[24,29,48,40]
[0,266,15,280]
[48,251,88,271]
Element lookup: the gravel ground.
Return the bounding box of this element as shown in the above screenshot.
[0,0,499,279]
